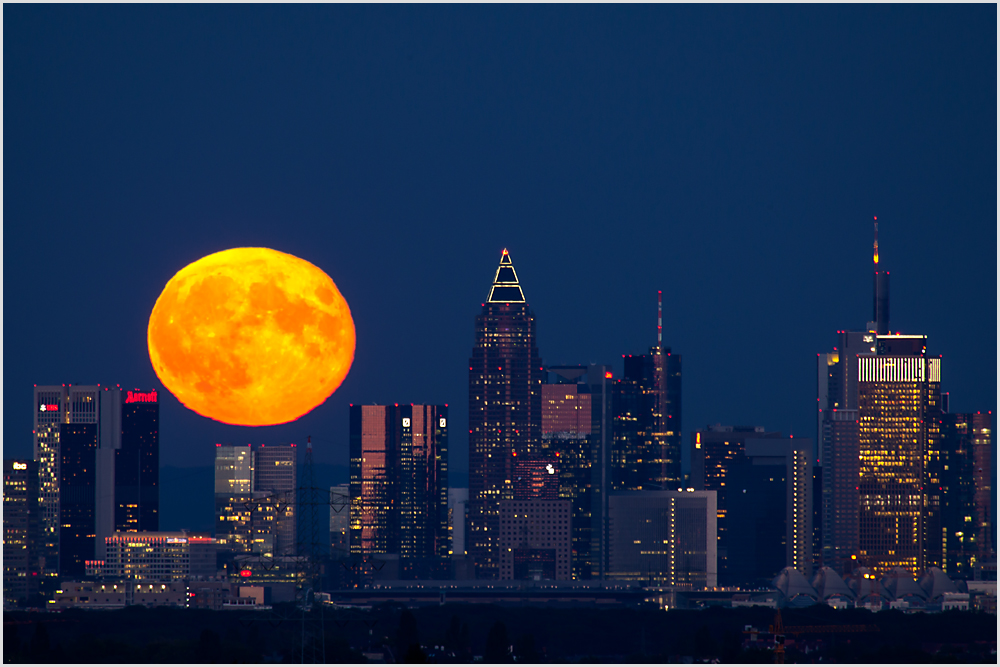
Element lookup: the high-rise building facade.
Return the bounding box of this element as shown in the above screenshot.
[970,412,994,562]
[612,294,682,493]
[114,390,160,534]
[34,385,69,578]
[252,444,297,556]
[543,364,613,580]
[4,459,41,606]
[607,490,717,588]
[726,438,813,585]
[819,409,860,573]
[499,456,571,581]
[857,352,942,575]
[214,444,255,554]
[940,411,977,576]
[33,385,160,578]
[214,443,298,557]
[690,424,782,583]
[349,404,449,562]
[468,250,543,579]
[59,422,99,578]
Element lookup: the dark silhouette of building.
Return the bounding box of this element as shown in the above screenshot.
[4,459,41,606]
[543,364,613,580]
[114,392,160,533]
[349,404,449,569]
[690,424,782,583]
[940,411,977,576]
[59,422,98,578]
[819,409,860,574]
[612,293,681,493]
[468,249,543,579]
[726,438,813,587]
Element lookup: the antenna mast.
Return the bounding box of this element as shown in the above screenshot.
[873,216,879,265]
[657,290,663,347]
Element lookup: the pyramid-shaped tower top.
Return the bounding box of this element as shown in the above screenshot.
[487,248,526,303]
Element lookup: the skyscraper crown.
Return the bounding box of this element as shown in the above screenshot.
[487,248,526,303]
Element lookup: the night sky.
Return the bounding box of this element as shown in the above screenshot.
[5,5,996,485]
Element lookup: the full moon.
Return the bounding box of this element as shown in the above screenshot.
[147,248,355,426]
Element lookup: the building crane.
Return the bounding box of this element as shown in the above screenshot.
[745,609,880,664]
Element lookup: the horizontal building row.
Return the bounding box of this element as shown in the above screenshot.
[772,564,996,613]
[51,580,270,611]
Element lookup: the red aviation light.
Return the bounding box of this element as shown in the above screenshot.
[240,569,252,577]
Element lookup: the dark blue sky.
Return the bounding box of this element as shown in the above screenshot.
[5,5,996,483]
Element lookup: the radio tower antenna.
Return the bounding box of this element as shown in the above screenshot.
[873,216,879,265]
[872,215,890,335]
[657,290,663,347]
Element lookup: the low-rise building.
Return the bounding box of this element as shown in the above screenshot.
[50,579,265,611]
[90,531,218,581]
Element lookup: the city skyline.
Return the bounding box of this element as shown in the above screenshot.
[5,5,995,485]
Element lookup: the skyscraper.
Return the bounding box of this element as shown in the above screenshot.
[468,249,543,579]
[33,384,73,577]
[114,390,160,533]
[542,365,613,580]
[214,444,255,554]
[349,404,449,564]
[612,292,681,492]
[35,385,160,578]
[819,408,860,573]
[726,438,813,585]
[499,454,572,581]
[59,422,98,578]
[607,490,717,588]
[940,411,976,576]
[4,459,41,606]
[252,443,297,556]
[690,424,783,583]
[971,412,994,562]
[857,350,943,574]
[214,443,298,557]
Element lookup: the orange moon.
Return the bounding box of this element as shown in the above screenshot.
[147,248,355,426]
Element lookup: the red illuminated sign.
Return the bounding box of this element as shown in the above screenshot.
[39,404,59,412]
[125,390,158,404]
[240,569,252,577]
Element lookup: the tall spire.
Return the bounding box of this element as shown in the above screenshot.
[657,290,663,347]
[872,216,890,336]
[487,248,526,303]
[873,216,879,266]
